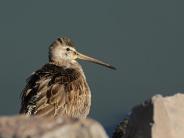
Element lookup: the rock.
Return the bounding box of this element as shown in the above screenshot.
[113,93,184,138]
[0,115,108,138]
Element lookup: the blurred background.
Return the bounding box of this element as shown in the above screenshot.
[0,0,183,136]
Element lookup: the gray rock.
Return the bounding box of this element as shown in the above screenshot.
[0,115,108,138]
[113,93,184,138]
[152,93,184,138]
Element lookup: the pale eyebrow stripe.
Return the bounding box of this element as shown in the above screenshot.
[66,46,75,51]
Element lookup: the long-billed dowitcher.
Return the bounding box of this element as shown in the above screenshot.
[19,37,116,118]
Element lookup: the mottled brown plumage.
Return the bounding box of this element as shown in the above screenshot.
[20,63,91,118]
[20,37,115,119]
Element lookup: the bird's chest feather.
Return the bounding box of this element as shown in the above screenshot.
[35,70,91,118]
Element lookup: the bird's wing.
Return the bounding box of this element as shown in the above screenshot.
[19,63,87,117]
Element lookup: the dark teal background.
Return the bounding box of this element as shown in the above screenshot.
[0,0,183,136]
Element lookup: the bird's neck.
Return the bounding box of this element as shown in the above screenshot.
[50,60,86,79]
[50,60,83,71]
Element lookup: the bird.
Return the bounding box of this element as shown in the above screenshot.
[19,37,116,119]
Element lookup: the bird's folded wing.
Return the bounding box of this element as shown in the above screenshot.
[19,64,82,117]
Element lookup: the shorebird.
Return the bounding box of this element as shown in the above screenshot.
[19,37,116,119]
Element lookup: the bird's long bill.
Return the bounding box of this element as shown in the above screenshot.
[77,52,116,70]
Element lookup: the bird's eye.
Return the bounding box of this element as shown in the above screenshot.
[66,48,70,51]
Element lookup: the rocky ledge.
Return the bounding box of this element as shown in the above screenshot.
[113,93,184,138]
[0,116,108,138]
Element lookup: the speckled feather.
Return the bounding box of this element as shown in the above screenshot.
[20,63,91,118]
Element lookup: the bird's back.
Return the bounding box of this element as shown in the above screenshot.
[20,63,91,118]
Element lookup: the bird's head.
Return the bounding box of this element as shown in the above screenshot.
[49,37,116,70]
